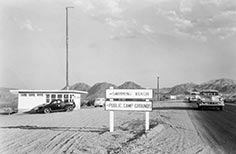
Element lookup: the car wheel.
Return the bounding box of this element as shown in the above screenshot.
[43,108,51,114]
[66,106,73,112]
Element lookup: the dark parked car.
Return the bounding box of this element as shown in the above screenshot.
[32,99,76,114]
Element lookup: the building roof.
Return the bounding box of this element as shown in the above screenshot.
[10,89,88,95]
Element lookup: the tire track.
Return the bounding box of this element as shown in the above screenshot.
[10,131,51,154]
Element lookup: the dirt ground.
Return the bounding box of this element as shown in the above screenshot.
[0,101,215,154]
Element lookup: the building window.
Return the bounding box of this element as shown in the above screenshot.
[20,93,27,96]
[58,94,62,99]
[46,94,50,103]
[51,94,56,98]
[37,93,44,96]
[29,93,35,96]
[64,94,68,102]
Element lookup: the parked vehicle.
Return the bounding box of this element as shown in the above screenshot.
[0,107,18,115]
[197,90,224,110]
[32,99,76,113]
[94,98,106,107]
[224,94,236,104]
[188,91,200,103]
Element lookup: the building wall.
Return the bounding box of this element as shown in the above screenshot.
[18,92,82,111]
[73,94,81,109]
[19,93,46,110]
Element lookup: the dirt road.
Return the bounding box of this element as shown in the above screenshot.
[0,101,233,154]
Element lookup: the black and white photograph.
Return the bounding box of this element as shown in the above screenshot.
[0,0,236,153]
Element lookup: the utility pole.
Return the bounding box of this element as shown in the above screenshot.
[157,76,159,101]
[65,7,74,90]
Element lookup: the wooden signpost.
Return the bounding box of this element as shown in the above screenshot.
[105,87,153,132]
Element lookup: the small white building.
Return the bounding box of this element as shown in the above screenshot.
[10,90,87,111]
[169,95,177,100]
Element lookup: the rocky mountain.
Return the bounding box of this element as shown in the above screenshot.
[86,82,116,101]
[0,87,18,107]
[159,87,172,94]
[195,78,236,94]
[86,81,144,101]
[168,83,197,95]
[0,87,16,93]
[118,81,143,89]
[1,78,236,105]
[68,83,91,92]
[167,78,236,95]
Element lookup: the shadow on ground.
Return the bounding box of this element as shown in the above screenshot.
[0,125,109,134]
[153,106,198,110]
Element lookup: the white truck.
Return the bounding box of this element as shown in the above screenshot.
[197,90,224,111]
[188,91,200,103]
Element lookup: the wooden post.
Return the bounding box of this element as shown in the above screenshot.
[110,111,114,132]
[145,112,150,131]
[145,99,150,131]
[109,87,114,132]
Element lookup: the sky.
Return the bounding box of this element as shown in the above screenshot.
[0,0,236,89]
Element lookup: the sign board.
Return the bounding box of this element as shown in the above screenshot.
[105,101,152,111]
[106,89,153,99]
[106,88,153,132]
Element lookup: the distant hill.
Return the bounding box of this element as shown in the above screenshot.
[167,78,236,95]
[68,83,91,91]
[168,83,197,95]
[86,82,116,100]
[118,81,143,89]
[159,87,172,94]
[0,87,17,93]
[1,78,236,104]
[86,81,144,101]
[0,87,18,108]
[195,78,236,94]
